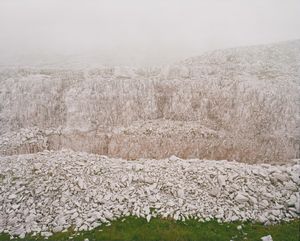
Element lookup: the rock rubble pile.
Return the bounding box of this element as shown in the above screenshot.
[0,150,299,238]
[0,127,60,155]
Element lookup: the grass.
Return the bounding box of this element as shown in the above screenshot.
[0,217,299,241]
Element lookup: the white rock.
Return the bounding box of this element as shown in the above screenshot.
[209,188,219,197]
[104,211,114,220]
[295,201,300,214]
[144,206,150,215]
[235,193,248,203]
[272,173,287,182]
[217,175,226,187]
[284,181,298,191]
[77,178,86,189]
[258,215,268,223]
[248,196,257,204]
[177,189,185,198]
[271,210,280,216]
[133,164,144,171]
[290,174,300,184]
[260,200,269,209]
[169,155,179,162]
[52,226,63,233]
[167,200,175,207]
[41,232,52,237]
[261,235,273,241]
[71,212,78,220]
[287,194,297,206]
[8,194,17,200]
[79,224,88,231]
[12,204,20,210]
[174,212,180,220]
[13,226,25,237]
[149,196,157,202]
[19,233,26,239]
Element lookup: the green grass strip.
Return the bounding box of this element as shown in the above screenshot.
[1,217,299,241]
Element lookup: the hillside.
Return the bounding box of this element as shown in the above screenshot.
[0,40,299,163]
[1,40,300,239]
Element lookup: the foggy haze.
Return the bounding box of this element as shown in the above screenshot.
[0,0,300,66]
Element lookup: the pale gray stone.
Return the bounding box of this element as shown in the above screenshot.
[169,155,179,162]
[41,231,52,237]
[235,193,249,203]
[177,189,185,198]
[260,200,269,209]
[261,235,273,241]
[77,178,85,189]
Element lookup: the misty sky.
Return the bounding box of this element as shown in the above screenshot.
[0,0,300,66]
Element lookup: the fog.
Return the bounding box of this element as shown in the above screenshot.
[0,0,300,66]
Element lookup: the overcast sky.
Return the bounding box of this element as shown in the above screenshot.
[0,0,300,66]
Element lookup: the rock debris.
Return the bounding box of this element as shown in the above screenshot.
[0,150,299,238]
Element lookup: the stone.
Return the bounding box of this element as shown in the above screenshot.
[261,235,273,241]
[167,200,175,207]
[290,174,300,184]
[287,195,297,206]
[169,155,179,162]
[271,210,280,216]
[8,194,17,200]
[258,215,268,223]
[144,206,150,215]
[149,196,157,202]
[217,175,226,187]
[173,212,180,220]
[12,204,20,210]
[52,226,63,233]
[41,232,52,237]
[77,178,86,189]
[209,188,219,197]
[19,233,26,239]
[79,224,88,231]
[272,173,287,182]
[248,196,257,204]
[13,226,25,236]
[71,212,79,219]
[295,201,300,214]
[133,164,144,171]
[177,189,185,198]
[104,211,114,220]
[235,193,248,203]
[260,200,269,209]
[284,181,298,191]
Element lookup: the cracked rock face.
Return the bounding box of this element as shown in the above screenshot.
[0,150,299,238]
[1,41,300,163]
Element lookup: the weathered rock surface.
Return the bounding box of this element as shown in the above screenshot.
[0,40,299,163]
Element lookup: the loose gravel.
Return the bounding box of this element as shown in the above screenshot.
[0,150,299,238]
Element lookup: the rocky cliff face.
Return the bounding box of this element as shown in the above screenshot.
[0,40,299,162]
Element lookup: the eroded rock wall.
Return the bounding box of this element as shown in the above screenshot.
[0,40,299,162]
